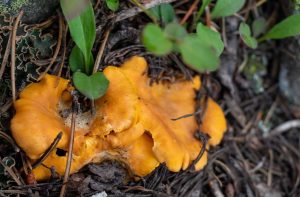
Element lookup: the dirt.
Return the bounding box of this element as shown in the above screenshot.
[1,0,300,196]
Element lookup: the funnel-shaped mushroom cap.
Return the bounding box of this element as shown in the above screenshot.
[11,56,226,180]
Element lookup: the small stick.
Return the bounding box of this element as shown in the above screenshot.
[57,25,68,78]
[93,29,111,73]
[11,10,24,103]
[265,120,300,138]
[38,11,63,81]
[32,132,63,169]
[59,99,77,197]
[180,0,200,25]
[267,149,273,187]
[0,32,12,79]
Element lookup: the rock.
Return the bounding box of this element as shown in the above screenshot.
[0,0,59,24]
[279,38,300,106]
[279,0,300,106]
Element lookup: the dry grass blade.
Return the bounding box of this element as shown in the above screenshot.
[0,32,12,80]
[93,29,110,73]
[11,10,24,103]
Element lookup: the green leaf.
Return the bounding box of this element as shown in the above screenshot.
[142,23,173,55]
[73,71,109,99]
[239,22,258,49]
[164,23,187,41]
[106,0,119,11]
[60,0,95,71]
[261,14,300,40]
[149,3,175,25]
[211,0,246,18]
[179,35,219,72]
[196,23,224,56]
[252,17,267,37]
[69,46,94,74]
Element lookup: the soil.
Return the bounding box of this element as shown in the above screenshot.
[1,0,300,197]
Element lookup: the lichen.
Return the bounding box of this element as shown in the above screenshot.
[0,0,29,15]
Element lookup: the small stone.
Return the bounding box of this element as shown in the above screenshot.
[279,38,300,106]
[0,0,59,24]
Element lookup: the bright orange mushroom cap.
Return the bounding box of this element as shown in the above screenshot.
[11,56,227,180]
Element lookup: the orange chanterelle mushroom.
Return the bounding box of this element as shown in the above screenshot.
[11,56,227,180]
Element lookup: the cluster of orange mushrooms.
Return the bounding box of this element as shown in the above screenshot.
[11,56,226,180]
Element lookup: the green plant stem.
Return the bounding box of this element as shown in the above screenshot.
[85,52,91,74]
[256,36,266,43]
[191,0,212,31]
[130,0,158,24]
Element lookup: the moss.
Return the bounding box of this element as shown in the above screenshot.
[0,0,29,14]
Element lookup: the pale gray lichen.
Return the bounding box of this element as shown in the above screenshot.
[0,0,29,14]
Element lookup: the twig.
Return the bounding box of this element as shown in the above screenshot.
[58,26,68,78]
[267,149,273,187]
[265,120,300,138]
[93,29,111,73]
[27,15,56,29]
[0,32,12,79]
[59,99,77,197]
[180,0,200,25]
[32,132,63,169]
[11,10,24,103]
[0,100,12,114]
[38,11,63,81]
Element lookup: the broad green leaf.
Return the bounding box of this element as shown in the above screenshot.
[211,0,246,18]
[150,3,175,25]
[60,0,89,21]
[164,23,187,41]
[60,0,95,70]
[262,14,300,40]
[252,17,267,37]
[239,22,258,49]
[106,0,119,11]
[142,23,173,55]
[73,71,109,99]
[196,23,224,56]
[179,35,219,72]
[69,46,94,74]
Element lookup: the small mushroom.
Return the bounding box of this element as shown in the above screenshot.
[11,56,226,180]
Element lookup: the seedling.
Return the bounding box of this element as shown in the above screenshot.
[240,14,300,48]
[60,0,109,99]
[143,4,224,72]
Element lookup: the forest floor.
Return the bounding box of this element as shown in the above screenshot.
[0,0,300,196]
